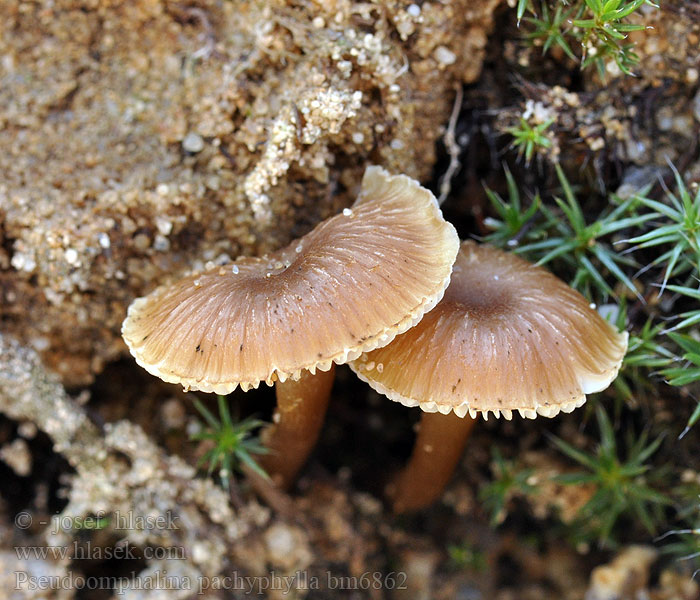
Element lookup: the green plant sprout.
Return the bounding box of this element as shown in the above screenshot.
[483,165,542,247]
[506,117,555,164]
[525,2,577,61]
[620,168,700,434]
[574,0,654,77]
[549,404,669,546]
[479,448,538,526]
[518,0,659,79]
[514,164,656,300]
[621,166,700,294]
[191,395,269,489]
[485,164,652,301]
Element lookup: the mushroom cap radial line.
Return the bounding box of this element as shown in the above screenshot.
[121,166,459,393]
[350,240,628,419]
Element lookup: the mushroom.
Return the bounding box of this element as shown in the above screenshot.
[350,240,628,512]
[121,166,459,487]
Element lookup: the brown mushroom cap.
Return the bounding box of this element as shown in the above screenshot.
[350,240,628,420]
[121,166,459,394]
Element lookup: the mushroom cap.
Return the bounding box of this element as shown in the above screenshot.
[121,166,459,394]
[350,240,628,420]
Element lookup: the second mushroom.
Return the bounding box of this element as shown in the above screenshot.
[351,240,629,512]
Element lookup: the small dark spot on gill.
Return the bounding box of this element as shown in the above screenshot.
[528,328,532,333]
[328,302,333,307]
[317,352,322,358]
[195,344,201,352]
[452,385,457,393]
[142,335,149,341]
[539,388,543,393]
[457,378,461,384]
[497,398,503,404]
[240,344,244,352]
[291,328,295,334]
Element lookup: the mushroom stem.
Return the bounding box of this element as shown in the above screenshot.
[388,411,476,513]
[259,366,336,488]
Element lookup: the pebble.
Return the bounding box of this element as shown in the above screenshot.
[97,232,111,249]
[434,46,457,66]
[152,235,170,252]
[64,248,79,266]
[586,546,657,600]
[0,438,32,477]
[133,233,151,251]
[263,523,312,571]
[182,132,205,153]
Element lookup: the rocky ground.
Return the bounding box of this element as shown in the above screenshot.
[1,0,699,599]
